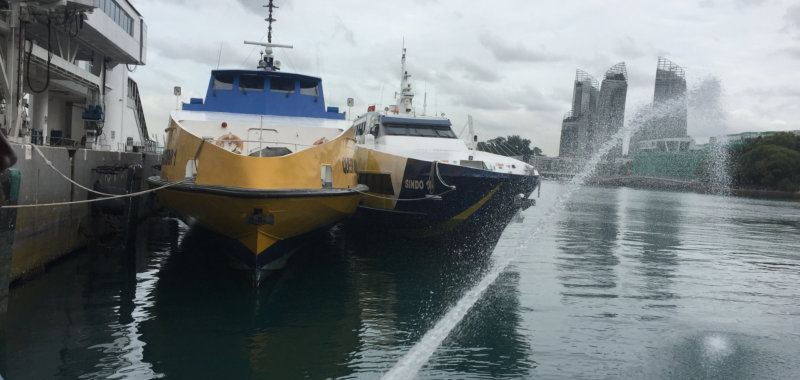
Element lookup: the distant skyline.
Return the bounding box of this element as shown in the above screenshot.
[131,0,800,156]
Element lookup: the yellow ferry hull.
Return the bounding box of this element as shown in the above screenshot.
[151,114,363,272]
[150,181,363,269]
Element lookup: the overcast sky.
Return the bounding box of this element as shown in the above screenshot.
[130,0,800,156]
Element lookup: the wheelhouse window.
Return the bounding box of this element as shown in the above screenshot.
[212,74,234,90]
[300,80,319,96]
[239,75,265,91]
[270,77,295,93]
[384,125,406,135]
[383,123,457,138]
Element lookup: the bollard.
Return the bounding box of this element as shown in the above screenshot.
[0,169,20,316]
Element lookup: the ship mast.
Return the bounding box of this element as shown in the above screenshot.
[266,0,276,43]
[396,45,415,115]
[244,0,292,71]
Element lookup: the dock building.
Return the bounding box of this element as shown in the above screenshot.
[1,0,157,313]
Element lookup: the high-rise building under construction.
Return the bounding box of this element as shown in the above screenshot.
[558,70,598,158]
[594,62,628,158]
[630,57,687,153]
[558,64,628,159]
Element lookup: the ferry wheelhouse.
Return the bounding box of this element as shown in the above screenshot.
[147,6,364,280]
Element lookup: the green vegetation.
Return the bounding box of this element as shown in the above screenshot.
[477,135,542,161]
[730,132,800,192]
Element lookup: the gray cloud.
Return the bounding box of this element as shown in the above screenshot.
[785,5,800,33]
[735,0,766,7]
[445,58,501,82]
[132,0,800,156]
[478,33,562,63]
[614,36,646,59]
[514,85,563,113]
[625,65,654,90]
[334,16,357,47]
[150,39,248,68]
[449,88,515,111]
[742,85,800,99]
[781,46,800,59]
[438,79,515,111]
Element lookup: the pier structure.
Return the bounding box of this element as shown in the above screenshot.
[0,0,157,308]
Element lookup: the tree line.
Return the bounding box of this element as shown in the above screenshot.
[476,135,543,162]
[728,132,800,192]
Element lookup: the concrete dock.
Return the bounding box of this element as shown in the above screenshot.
[1,145,160,316]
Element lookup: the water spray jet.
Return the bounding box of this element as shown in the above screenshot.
[382,78,728,379]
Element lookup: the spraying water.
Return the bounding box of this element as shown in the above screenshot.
[382,78,727,379]
[688,77,731,195]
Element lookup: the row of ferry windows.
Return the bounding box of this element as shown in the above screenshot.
[212,74,319,96]
[355,121,457,138]
[384,124,457,138]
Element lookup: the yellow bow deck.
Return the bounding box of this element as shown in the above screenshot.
[149,111,365,274]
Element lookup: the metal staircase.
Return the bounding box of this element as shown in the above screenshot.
[127,77,155,152]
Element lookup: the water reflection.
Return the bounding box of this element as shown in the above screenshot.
[3,186,800,378]
[642,331,785,379]
[341,226,534,378]
[556,187,620,302]
[623,190,682,302]
[0,219,175,379]
[0,216,533,378]
[139,224,360,379]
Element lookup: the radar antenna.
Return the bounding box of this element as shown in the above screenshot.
[265,0,277,43]
[245,1,292,71]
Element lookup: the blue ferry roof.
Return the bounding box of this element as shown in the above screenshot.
[182,69,344,120]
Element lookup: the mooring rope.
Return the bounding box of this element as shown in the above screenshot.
[434,161,456,190]
[2,145,185,209]
[350,186,456,202]
[32,144,117,197]
[1,178,185,209]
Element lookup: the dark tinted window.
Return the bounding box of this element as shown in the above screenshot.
[270,77,295,93]
[383,123,456,138]
[384,125,406,135]
[410,127,437,137]
[239,75,264,91]
[213,74,234,90]
[300,80,319,96]
[436,129,457,138]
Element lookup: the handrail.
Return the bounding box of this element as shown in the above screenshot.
[127,78,152,144]
[205,137,318,155]
[208,137,314,148]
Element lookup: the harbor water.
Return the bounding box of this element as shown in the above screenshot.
[1,183,799,379]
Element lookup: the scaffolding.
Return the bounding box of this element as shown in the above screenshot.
[604,62,628,81]
[656,56,685,79]
[575,69,599,89]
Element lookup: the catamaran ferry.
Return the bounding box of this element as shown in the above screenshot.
[147,2,365,281]
[352,48,540,236]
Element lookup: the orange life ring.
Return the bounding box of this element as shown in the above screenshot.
[216,133,243,154]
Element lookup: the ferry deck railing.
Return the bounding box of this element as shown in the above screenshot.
[204,137,317,157]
